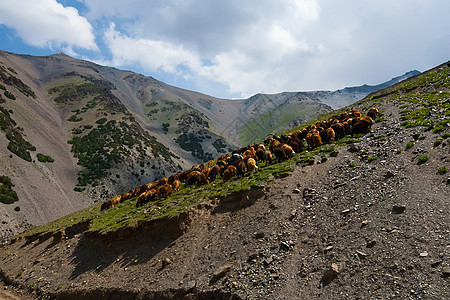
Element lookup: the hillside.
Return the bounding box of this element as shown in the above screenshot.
[0,51,418,242]
[0,61,448,299]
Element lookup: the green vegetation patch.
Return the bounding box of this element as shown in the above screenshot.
[438,166,448,175]
[0,65,36,98]
[6,130,36,162]
[417,155,429,165]
[37,153,55,163]
[68,120,174,186]
[0,175,19,204]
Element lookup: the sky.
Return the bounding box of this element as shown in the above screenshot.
[0,0,449,99]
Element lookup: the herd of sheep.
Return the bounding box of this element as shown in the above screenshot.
[100,107,380,211]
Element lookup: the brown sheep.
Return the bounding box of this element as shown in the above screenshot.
[281,144,295,157]
[101,200,113,211]
[264,150,273,166]
[156,184,173,199]
[350,108,362,118]
[208,164,221,181]
[172,179,181,191]
[352,116,373,134]
[222,165,237,183]
[247,158,257,174]
[367,107,380,120]
[186,171,209,186]
[136,189,156,207]
[326,127,335,142]
[243,149,256,160]
[111,196,121,206]
[255,148,265,162]
[202,167,211,180]
[311,132,323,148]
[331,123,346,140]
[236,160,246,177]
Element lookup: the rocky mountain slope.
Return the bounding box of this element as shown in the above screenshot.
[0,50,418,243]
[0,61,448,299]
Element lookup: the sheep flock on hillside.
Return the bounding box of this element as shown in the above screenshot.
[100,107,380,211]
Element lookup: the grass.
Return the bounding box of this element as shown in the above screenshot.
[438,166,448,175]
[406,141,414,150]
[434,140,443,147]
[417,155,429,165]
[367,156,377,163]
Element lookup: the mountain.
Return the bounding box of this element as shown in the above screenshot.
[0,51,419,241]
[0,60,448,299]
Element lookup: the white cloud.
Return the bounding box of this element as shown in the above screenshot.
[104,23,203,78]
[70,0,450,97]
[0,0,98,54]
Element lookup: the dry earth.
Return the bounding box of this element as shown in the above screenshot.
[1,79,450,298]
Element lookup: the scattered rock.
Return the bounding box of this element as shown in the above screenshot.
[361,220,371,228]
[161,257,172,269]
[366,240,376,248]
[211,265,232,284]
[253,232,265,239]
[419,251,429,257]
[319,262,345,288]
[340,208,351,215]
[333,182,347,189]
[184,280,196,291]
[348,144,360,153]
[293,188,301,194]
[247,252,258,262]
[391,205,406,214]
[384,171,396,179]
[263,257,273,267]
[356,250,368,258]
[431,260,442,268]
[289,209,297,220]
[324,245,334,253]
[280,241,291,251]
[442,267,450,278]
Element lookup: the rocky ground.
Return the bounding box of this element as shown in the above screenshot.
[1,83,450,299]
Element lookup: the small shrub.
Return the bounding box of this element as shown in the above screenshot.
[68,115,82,122]
[396,149,402,154]
[56,285,62,290]
[379,137,387,141]
[16,271,22,277]
[96,117,107,124]
[367,156,377,163]
[360,150,368,155]
[74,187,85,192]
[405,141,414,149]
[37,153,54,163]
[14,206,20,211]
[348,162,356,167]
[417,155,429,165]
[37,288,46,297]
[4,90,16,100]
[438,166,448,175]
[434,139,443,147]
[375,116,385,122]
[441,132,450,139]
